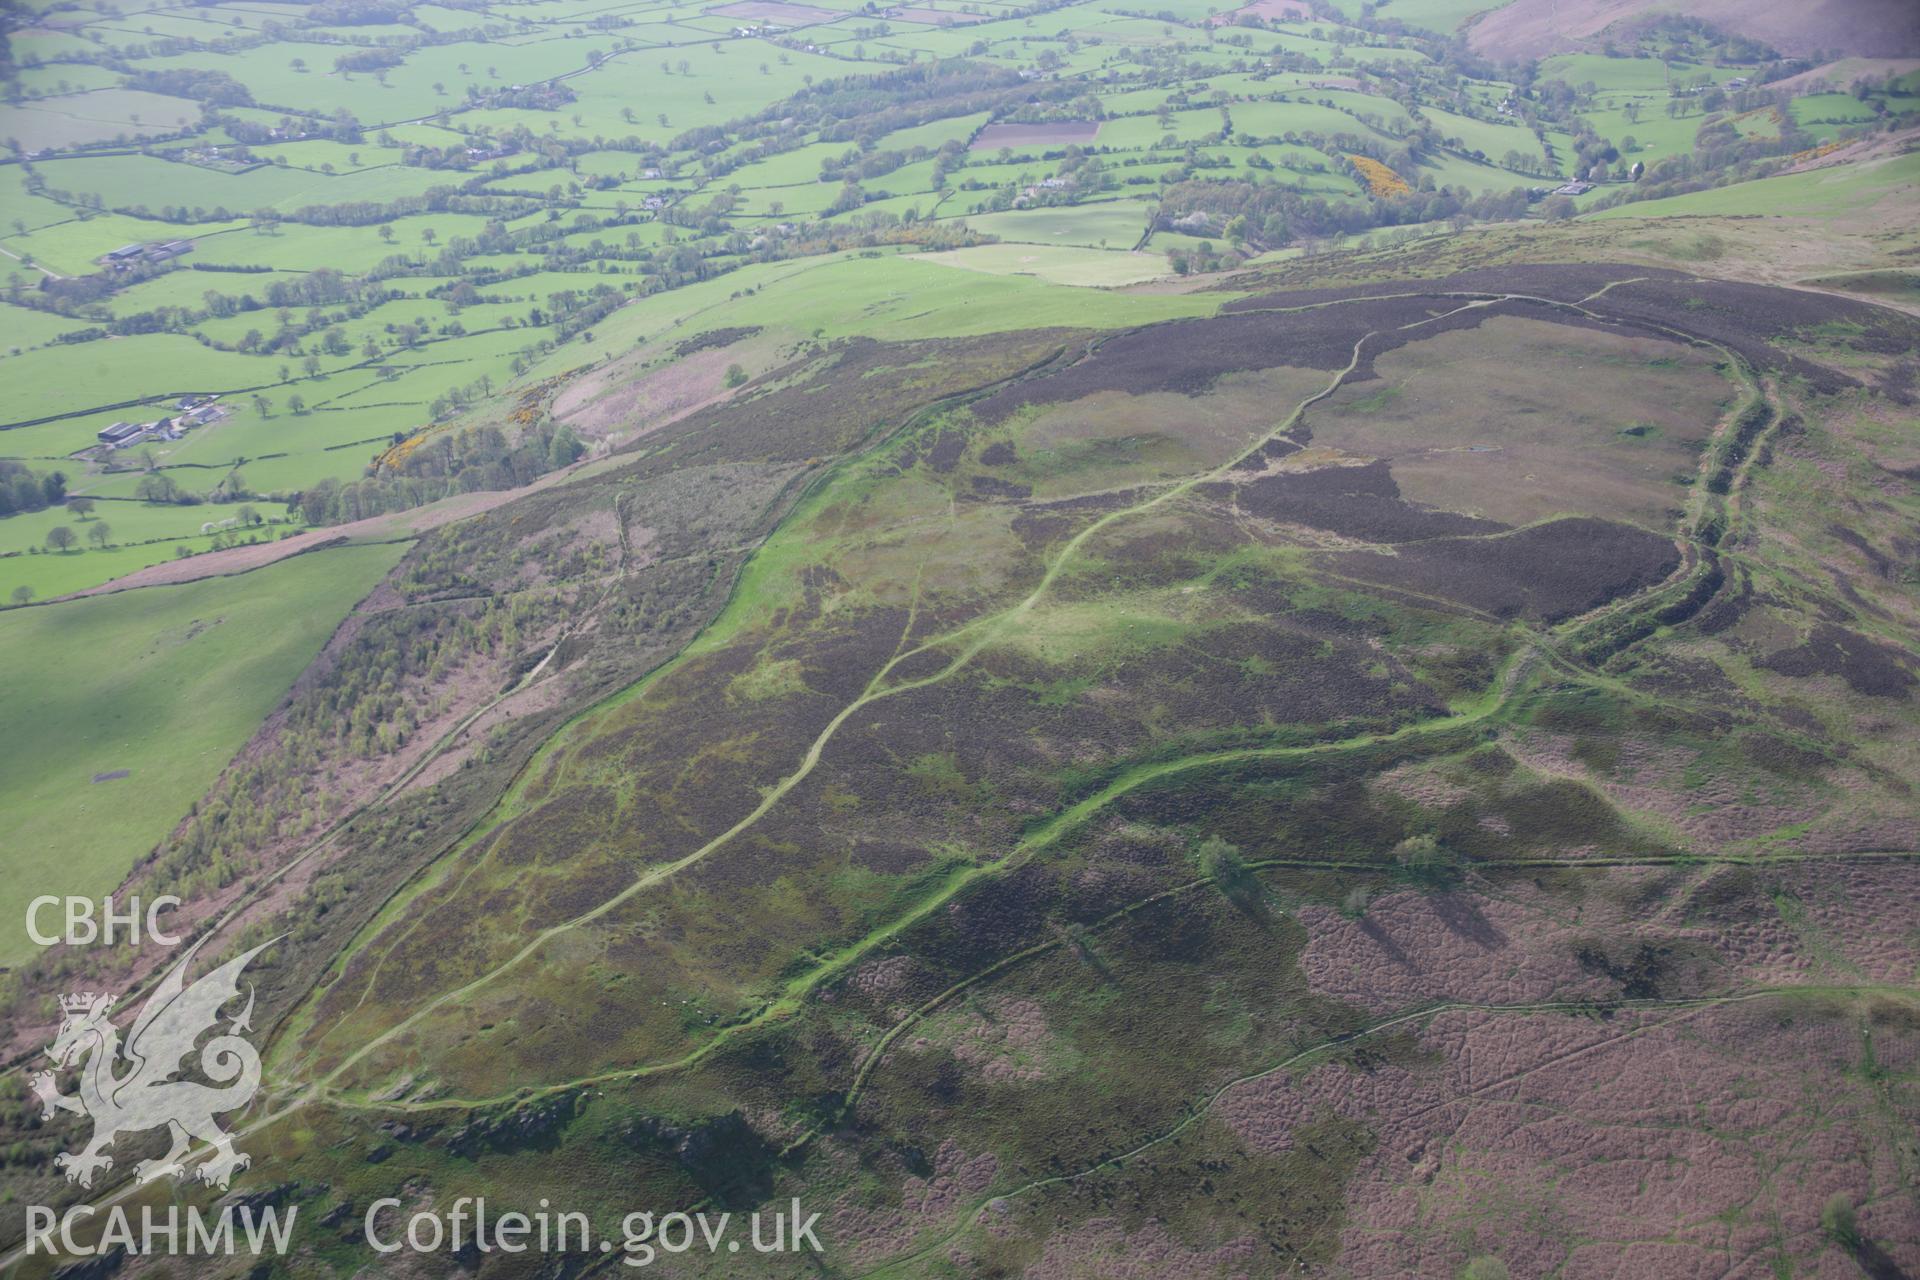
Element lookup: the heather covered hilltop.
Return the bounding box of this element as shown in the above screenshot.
[1,0,1918,1274]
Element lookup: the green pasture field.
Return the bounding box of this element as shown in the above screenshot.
[525,250,1221,378]
[947,155,1072,187]
[724,140,865,189]
[104,265,310,313]
[30,153,458,218]
[730,182,845,216]
[0,167,82,234]
[922,242,1171,286]
[340,325,535,395]
[1580,100,1702,169]
[188,291,464,350]
[1092,109,1226,149]
[187,215,508,273]
[138,39,597,123]
[1324,41,1431,68]
[949,201,1155,248]
[828,191,941,223]
[0,410,149,463]
[1789,92,1920,128]
[1097,86,1201,116]
[560,42,881,134]
[0,0,1902,822]
[0,496,291,564]
[1,214,253,279]
[0,302,90,350]
[1419,106,1548,167]
[1732,108,1782,140]
[0,88,203,150]
[12,64,121,98]
[98,396,417,474]
[412,2,496,28]
[1082,0,1216,20]
[1417,149,1539,192]
[247,140,398,172]
[224,441,387,494]
[546,225,669,255]
[1539,53,1746,94]
[1142,226,1223,254]
[376,121,474,148]
[1589,151,1920,221]
[862,156,944,198]
[0,336,274,429]
[106,400,421,492]
[1067,15,1189,44]
[1216,98,1395,145]
[874,110,992,151]
[9,29,103,61]
[0,539,407,964]
[1314,88,1415,128]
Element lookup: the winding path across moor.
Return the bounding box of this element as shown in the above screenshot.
[9,273,1890,1272]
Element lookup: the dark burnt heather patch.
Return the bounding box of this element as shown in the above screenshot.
[967,297,1520,426]
[1757,623,1917,698]
[614,331,1078,471]
[1830,524,1899,580]
[1629,653,1744,702]
[812,862,1378,1249]
[1693,563,1756,636]
[1331,518,1680,624]
[1101,744,1451,860]
[1223,265,1920,396]
[1588,277,1920,394]
[1706,401,1776,496]
[1083,517,1246,593]
[1230,434,1304,472]
[1217,262,1694,310]
[972,295,1693,445]
[782,605,913,703]
[1216,460,1509,544]
[1651,553,1724,629]
[672,325,763,357]
[1009,487,1140,551]
[927,430,967,473]
[968,475,1032,501]
[719,604,1454,944]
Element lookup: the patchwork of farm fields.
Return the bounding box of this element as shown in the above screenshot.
[4,0,1901,587]
[4,0,1920,1273]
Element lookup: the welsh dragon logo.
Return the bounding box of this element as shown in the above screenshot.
[29,939,273,1191]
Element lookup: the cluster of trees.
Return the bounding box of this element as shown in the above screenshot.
[134,472,201,505]
[309,0,410,25]
[754,60,1047,152]
[124,68,253,105]
[220,109,365,147]
[0,462,67,517]
[40,520,116,553]
[820,145,916,184]
[23,151,541,228]
[333,47,405,75]
[150,593,536,902]
[293,421,585,525]
[465,81,576,112]
[1156,174,1531,253]
[1592,97,1895,213]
